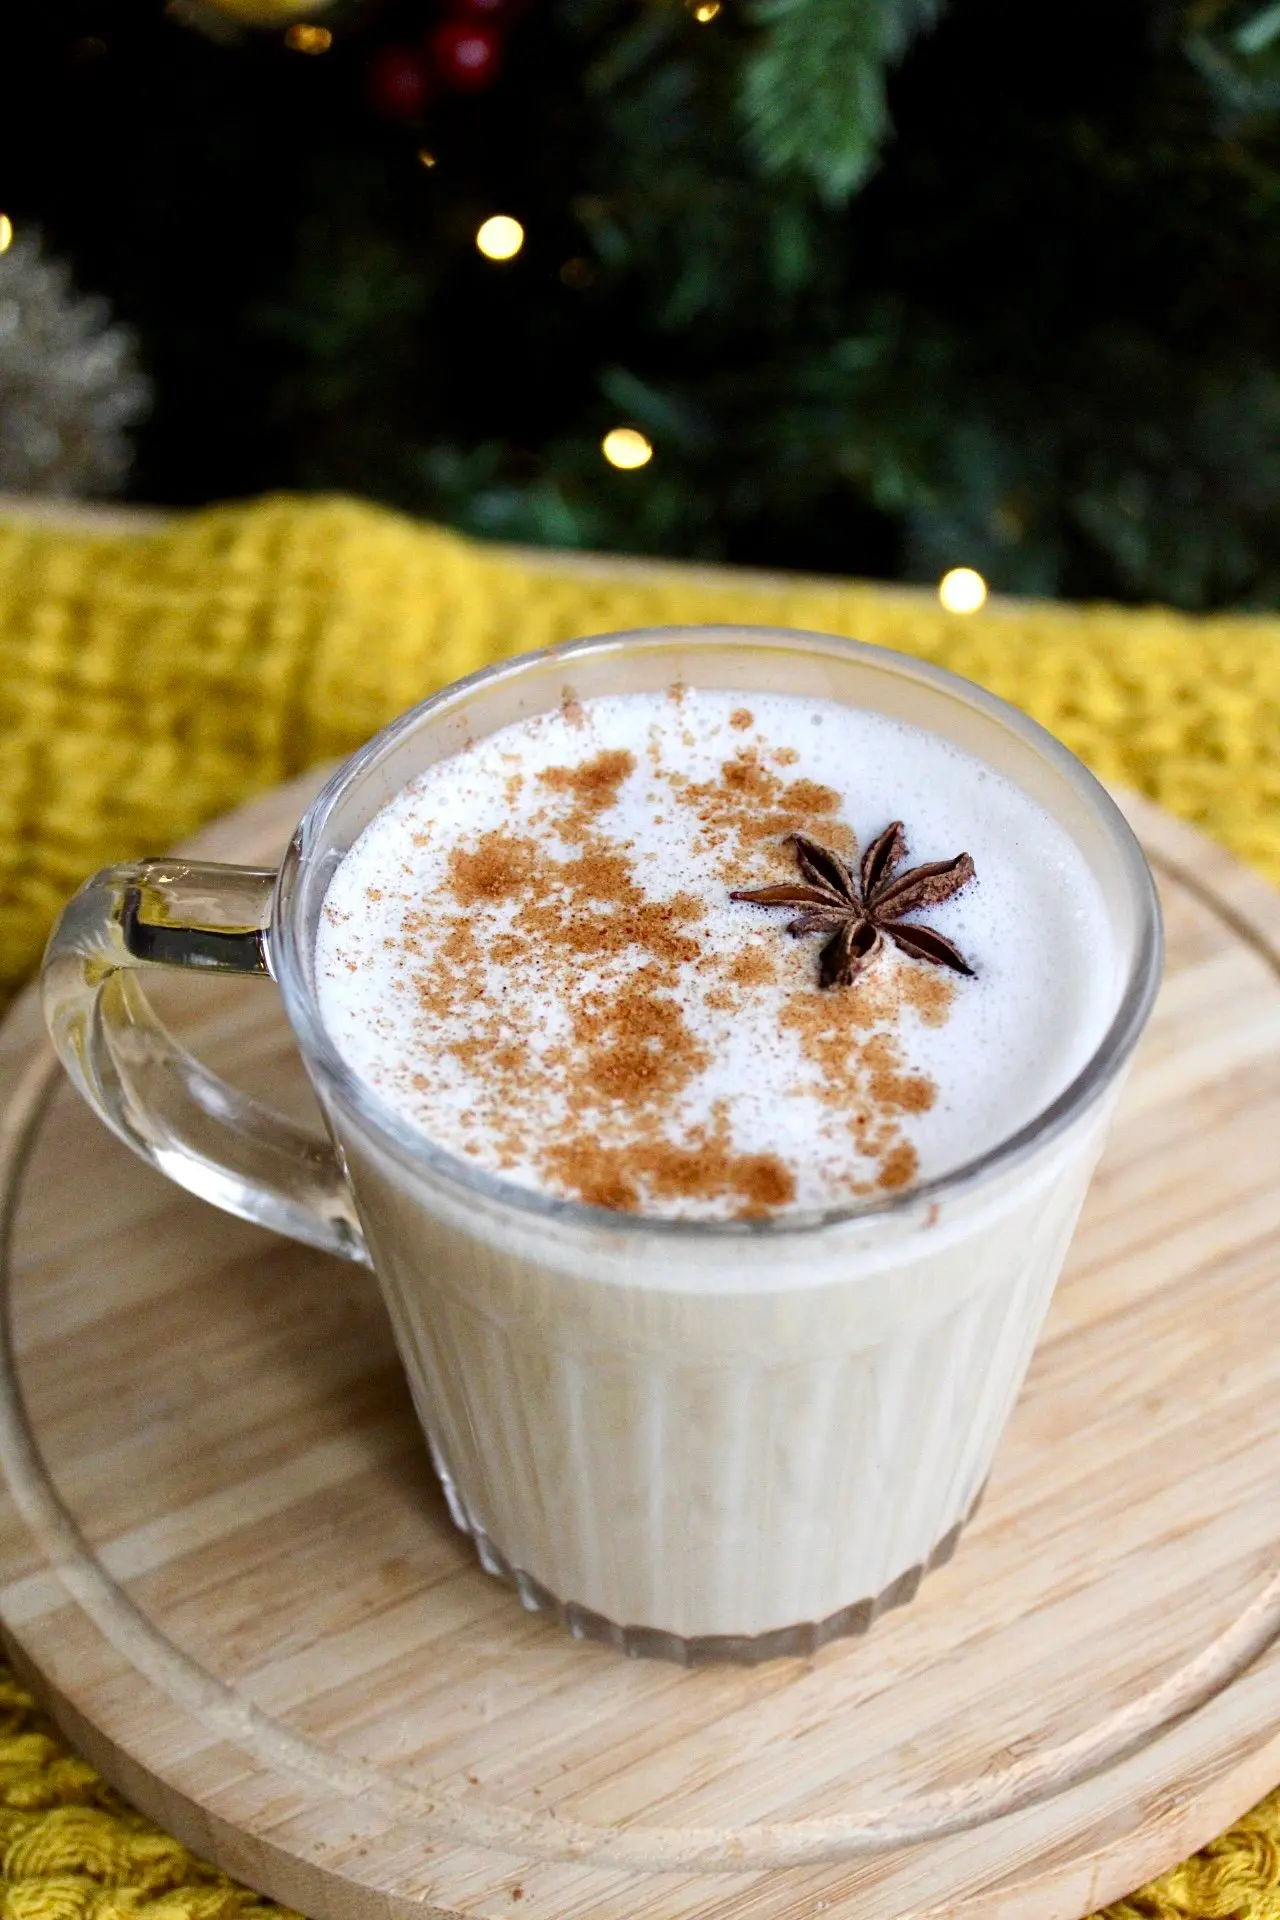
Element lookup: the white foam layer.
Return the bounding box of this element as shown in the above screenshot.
[315,689,1120,1218]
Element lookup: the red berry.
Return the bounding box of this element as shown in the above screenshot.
[366,45,433,119]
[430,20,502,91]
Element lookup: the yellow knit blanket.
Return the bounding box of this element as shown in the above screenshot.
[1,492,1279,1918]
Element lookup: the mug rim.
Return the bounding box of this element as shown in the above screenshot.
[270,624,1164,1241]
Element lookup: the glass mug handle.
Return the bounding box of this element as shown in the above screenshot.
[40,859,369,1265]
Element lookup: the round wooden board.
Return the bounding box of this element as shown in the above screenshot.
[3,776,1280,1920]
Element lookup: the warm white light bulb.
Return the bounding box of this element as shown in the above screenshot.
[602,427,654,470]
[938,566,988,614]
[476,215,525,261]
[284,23,331,50]
[0,215,12,255]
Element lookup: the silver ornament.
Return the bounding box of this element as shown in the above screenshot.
[0,228,150,497]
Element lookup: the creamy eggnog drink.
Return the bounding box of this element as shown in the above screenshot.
[317,693,1111,1216]
[311,677,1137,1655]
[43,622,1160,1663]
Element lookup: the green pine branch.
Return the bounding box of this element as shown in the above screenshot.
[741,0,946,204]
[1182,0,1280,121]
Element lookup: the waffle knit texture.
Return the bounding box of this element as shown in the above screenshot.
[1,493,1279,1916]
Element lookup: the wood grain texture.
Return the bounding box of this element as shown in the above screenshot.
[2,775,1280,1920]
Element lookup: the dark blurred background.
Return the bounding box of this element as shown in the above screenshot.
[4,0,1280,605]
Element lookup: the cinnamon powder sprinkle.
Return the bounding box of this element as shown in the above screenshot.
[677,748,848,878]
[540,747,635,817]
[560,687,586,729]
[543,1113,796,1219]
[877,1143,920,1191]
[571,970,709,1107]
[779,986,936,1192]
[447,833,538,904]
[728,948,777,988]
[342,713,953,1218]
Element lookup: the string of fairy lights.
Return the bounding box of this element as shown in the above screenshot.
[251,0,725,477]
[467,217,657,470]
[0,186,992,602]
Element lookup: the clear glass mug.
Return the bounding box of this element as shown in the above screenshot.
[41,626,1163,1664]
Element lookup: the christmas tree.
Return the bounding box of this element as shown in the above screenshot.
[4,0,1280,607]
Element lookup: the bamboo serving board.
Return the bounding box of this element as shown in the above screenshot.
[2,776,1280,1920]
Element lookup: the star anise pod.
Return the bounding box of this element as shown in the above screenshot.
[730,825,976,989]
